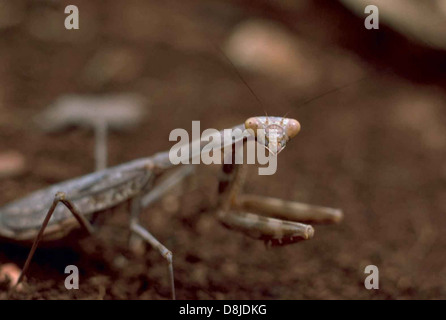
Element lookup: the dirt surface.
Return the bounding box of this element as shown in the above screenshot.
[0,0,445,299]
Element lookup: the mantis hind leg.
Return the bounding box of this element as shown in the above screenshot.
[13,192,94,291]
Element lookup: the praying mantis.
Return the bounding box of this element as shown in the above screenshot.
[0,115,342,299]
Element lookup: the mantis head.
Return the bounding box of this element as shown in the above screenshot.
[244,116,301,155]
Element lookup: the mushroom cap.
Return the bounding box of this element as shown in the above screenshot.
[35,94,149,132]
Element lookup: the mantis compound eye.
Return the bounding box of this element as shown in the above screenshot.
[244,117,261,132]
[285,119,301,139]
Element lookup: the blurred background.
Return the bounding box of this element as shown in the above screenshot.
[0,0,445,299]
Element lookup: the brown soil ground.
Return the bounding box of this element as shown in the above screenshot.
[0,0,445,299]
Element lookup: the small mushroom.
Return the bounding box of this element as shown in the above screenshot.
[35,93,149,171]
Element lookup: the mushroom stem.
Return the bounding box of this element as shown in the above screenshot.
[95,119,108,171]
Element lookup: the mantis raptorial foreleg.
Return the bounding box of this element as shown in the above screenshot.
[238,194,343,224]
[216,116,343,246]
[216,144,316,245]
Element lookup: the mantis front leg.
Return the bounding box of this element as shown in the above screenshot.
[216,142,315,245]
[216,117,343,246]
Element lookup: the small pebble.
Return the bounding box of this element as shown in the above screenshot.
[0,151,26,179]
[0,263,22,290]
[224,19,319,84]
